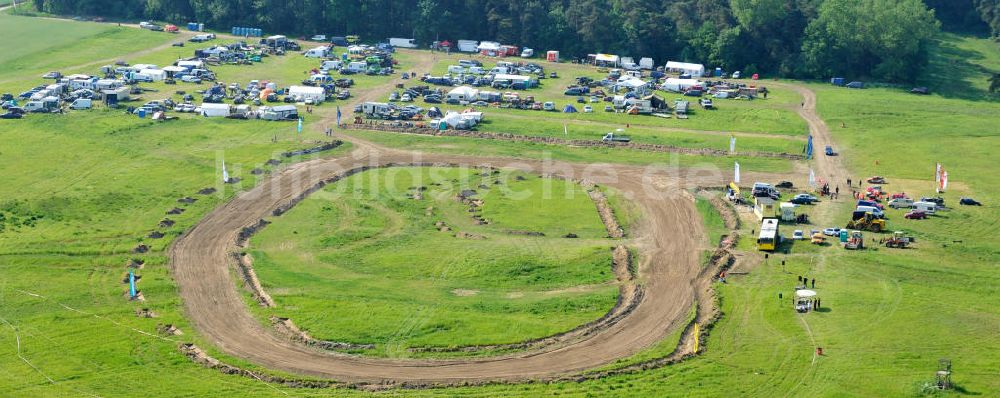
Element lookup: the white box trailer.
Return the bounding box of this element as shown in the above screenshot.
[639,57,654,70]
[200,103,231,117]
[457,40,478,53]
[388,38,417,48]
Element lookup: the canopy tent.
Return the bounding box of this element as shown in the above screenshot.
[660,78,703,92]
[493,74,532,83]
[665,61,705,77]
[446,86,479,101]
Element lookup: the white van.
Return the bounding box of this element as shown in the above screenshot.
[24,101,47,112]
[468,66,484,75]
[490,66,510,74]
[70,98,92,110]
[856,206,885,217]
[887,197,913,209]
[447,65,465,74]
[458,60,478,68]
[912,201,937,214]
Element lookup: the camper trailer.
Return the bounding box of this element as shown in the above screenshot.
[320,60,343,71]
[388,38,417,48]
[260,105,299,121]
[303,46,331,58]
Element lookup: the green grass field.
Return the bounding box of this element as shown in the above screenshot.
[248,167,619,353]
[0,11,998,397]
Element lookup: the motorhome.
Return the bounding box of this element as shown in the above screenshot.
[320,60,343,71]
[303,46,331,58]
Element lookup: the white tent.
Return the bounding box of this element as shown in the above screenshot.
[288,85,325,102]
[493,74,532,83]
[615,76,648,90]
[660,78,703,92]
[200,103,230,117]
[446,86,479,101]
[477,41,501,52]
[593,53,619,66]
[138,68,167,81]
[665,61,705,77]
[177,60,204,69]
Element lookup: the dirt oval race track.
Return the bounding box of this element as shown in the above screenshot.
[169,139,786,384]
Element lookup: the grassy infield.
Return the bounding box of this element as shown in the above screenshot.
[0,12,997,397]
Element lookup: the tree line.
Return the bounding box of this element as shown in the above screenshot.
[25,0,999,82]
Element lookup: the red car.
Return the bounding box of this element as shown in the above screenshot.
[904,210,927,220]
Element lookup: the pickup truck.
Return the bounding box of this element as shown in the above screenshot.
[602,132,630,143]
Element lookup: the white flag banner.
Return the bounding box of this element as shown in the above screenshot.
[809,168,816,187]
[564,123,568,136]
[730,136,736,153]
[935,163,942,186]
[941,170,948,191]
[222,161,230,183]
[734,161,741,183]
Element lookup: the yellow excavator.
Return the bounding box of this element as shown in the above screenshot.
[847,212,885,233]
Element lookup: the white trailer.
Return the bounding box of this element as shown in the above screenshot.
[303,46,331,58]
[200,103,231,117]
[388,38,417,48]
[457,40,478,53]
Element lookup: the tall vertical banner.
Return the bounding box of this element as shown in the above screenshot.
[809,168,816,187]
[805,134,814,160]
[935,164,940,192]
[730,135,736,153]
[297,117,303,133]
[222,160,230,183]
[941,170,948,192]
[336,106,342,126]
[734,161,741,183]
[129,271,136,298]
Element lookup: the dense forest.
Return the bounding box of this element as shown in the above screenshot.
[24,0,1000,82]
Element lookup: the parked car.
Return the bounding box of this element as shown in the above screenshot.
[172,42,185,47]
[791,193,818,204]
[543,101,555,111]
[904,210,928,220]
[400,93,413,102]
[792,230,804,240]
[776,181,794,189]
[549,72,558,78]
[311,35,328,41]
[0,112,22,119]
[423,95,441,104]
[583,105,593,113]
[42,71,62,79]
[959,197,982,206]
[823,227,842,236]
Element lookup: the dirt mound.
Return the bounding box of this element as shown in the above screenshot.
[166,207,185,215]
[178,197,197,204]
[135,308,157,318]
[159,218,175,228]
[127,258,145,269]
[282,141,344,157]
[148,231,165,239]
[455,232,485,240]
[266,159,281,166]
[234,252,275,308]
[581,181,625,238]
[197,187,217,195]
[505,230,545,237]
[271,317,374,351]
[132,244,149,253]
[158,323,183,335]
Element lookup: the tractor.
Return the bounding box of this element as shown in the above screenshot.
[847,212,886,233]
[845,230,865,250]
[884,231,911,248]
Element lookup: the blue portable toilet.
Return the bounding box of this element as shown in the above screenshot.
[342,53,348,61]
[137,108,146,118]
[831,77,845,86]
[715,67,723,77]
[231,27,237,35]
[839,230,849,243]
